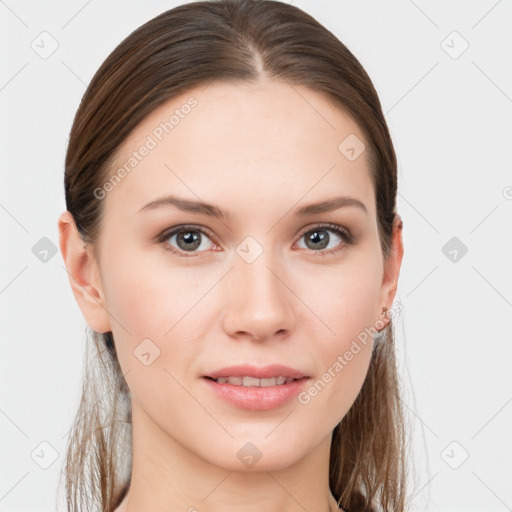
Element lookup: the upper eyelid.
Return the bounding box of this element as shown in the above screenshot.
[158,224,214,239]
[296,222,349,236]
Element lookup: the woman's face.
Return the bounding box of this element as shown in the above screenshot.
[75,78,402,472]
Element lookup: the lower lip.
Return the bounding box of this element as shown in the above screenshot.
[201,377,310,411]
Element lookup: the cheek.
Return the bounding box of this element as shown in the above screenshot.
[101,254,211,424]
[295,258,381,418]
[102,246,210,340]
[100,246,228,393]
[300,253,382,350]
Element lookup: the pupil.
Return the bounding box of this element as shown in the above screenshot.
[177,231,201,251]
[307,230,329,250]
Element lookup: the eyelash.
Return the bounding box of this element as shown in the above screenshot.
[156,223,355,258]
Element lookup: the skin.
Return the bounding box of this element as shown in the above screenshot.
[58,77,403,512]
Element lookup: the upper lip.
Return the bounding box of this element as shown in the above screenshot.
[204,364,308,380]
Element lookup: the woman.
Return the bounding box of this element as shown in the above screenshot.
[57,1,408,511]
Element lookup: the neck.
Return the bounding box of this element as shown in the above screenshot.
[116,402,339,512]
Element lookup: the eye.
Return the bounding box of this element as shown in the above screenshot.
[157,225,219,257]
[157,222,354,258]
[295,223,354,256]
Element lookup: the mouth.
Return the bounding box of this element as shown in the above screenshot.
[203,363,309,382]
[203,375,303,387]
[201,364,310,410]
[201,376,310,410]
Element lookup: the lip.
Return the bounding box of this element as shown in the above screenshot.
[201,376,310,410]
[204,364,308,380]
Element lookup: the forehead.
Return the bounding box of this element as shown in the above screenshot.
[102,78,374,221]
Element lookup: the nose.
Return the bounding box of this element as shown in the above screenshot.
[221,252,296,342]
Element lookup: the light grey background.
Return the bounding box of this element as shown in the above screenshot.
[1,1,511,511]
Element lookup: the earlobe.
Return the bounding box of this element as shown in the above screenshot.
[57,210,111,333]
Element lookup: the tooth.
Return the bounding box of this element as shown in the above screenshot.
[214,376,294,386]
[242,376,261,387]
[260,377,277,387]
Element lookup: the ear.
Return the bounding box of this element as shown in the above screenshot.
[58,210,111,333]
[376,213,404,330]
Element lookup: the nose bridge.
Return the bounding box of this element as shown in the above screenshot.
[223,240,294,340]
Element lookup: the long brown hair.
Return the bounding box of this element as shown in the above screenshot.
[59,1,410,510]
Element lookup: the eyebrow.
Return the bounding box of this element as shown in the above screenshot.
[137,194,368,219]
